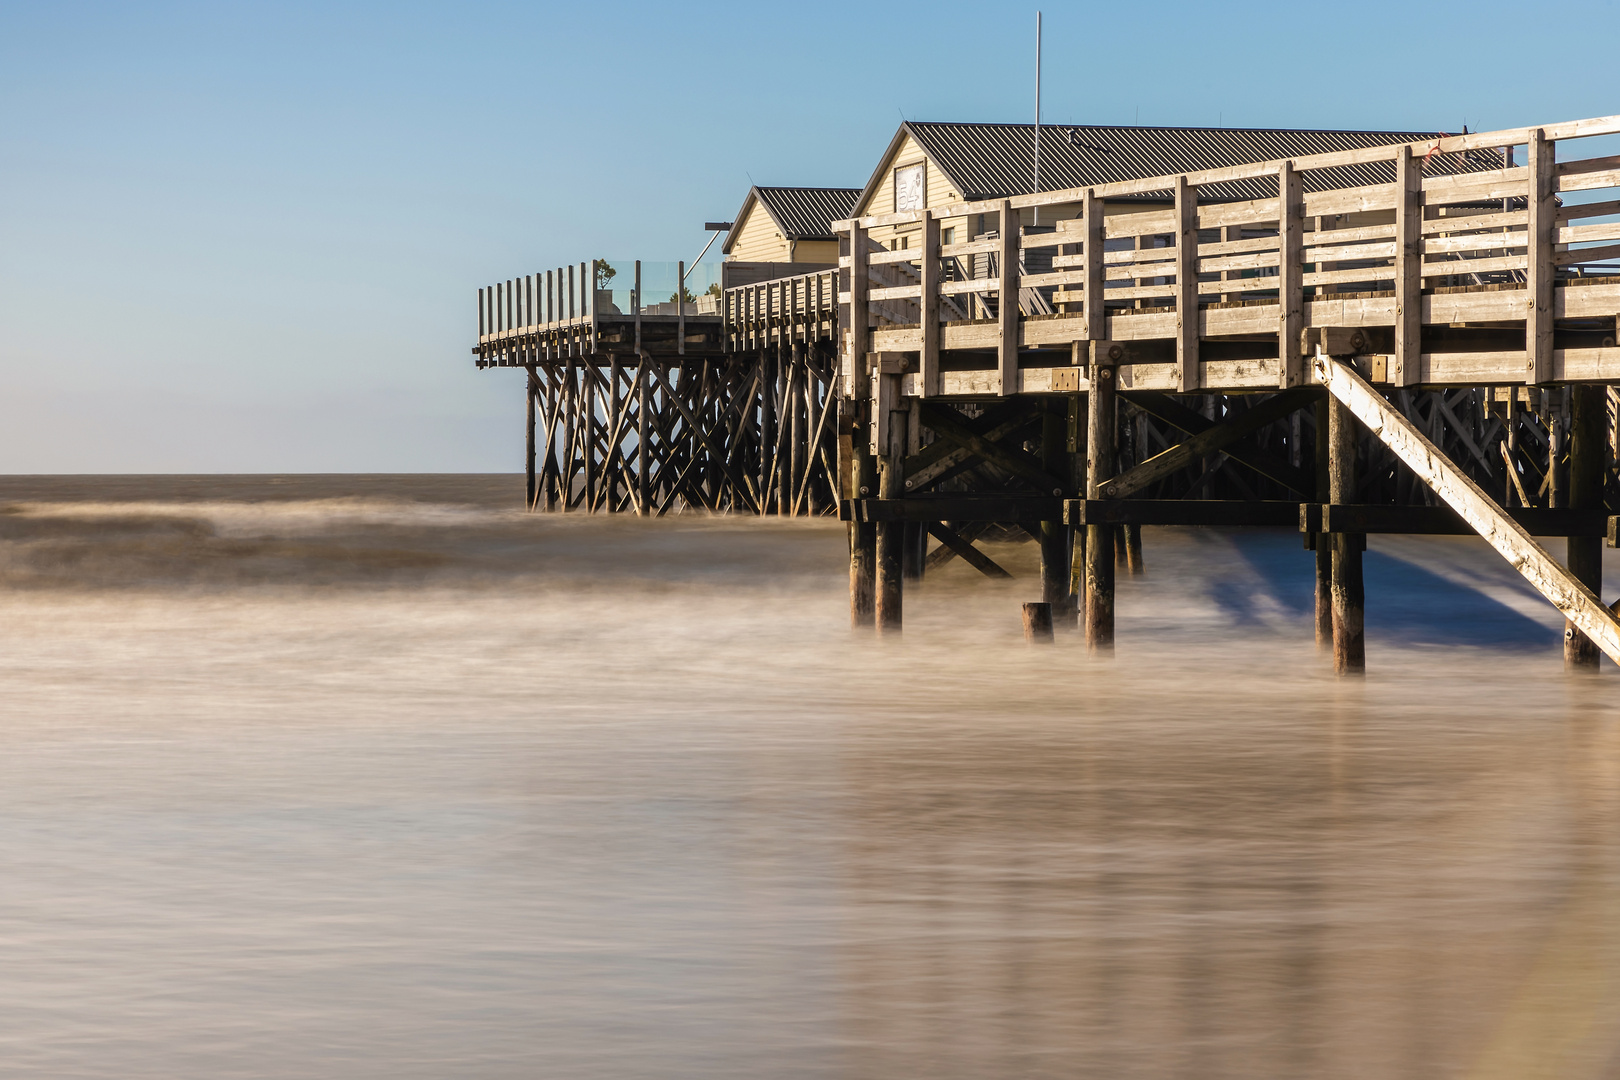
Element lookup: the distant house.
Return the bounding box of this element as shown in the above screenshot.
[721,186,861,288]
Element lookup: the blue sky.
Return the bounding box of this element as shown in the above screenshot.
[3,0,1617,472]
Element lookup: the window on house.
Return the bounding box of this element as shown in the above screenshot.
[942,227,957,245]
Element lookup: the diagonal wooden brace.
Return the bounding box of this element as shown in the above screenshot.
[1315,356,1620,666]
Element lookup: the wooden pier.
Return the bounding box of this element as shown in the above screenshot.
[472,114,1620,671]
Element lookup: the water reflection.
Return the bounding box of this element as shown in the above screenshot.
[0,476,1615,1079]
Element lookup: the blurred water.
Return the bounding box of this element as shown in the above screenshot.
[0,475,1617,1079]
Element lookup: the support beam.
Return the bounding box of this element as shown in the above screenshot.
[525,369,538,510]
[927,522,1012,579]
[1278,160,1305,388]
[998,201,1019,395]
[1328,396,1365,674]
[920,214,941,397]
[1040,401,1071,611]
[1527,128,1556,385]
[1391,146,1423,387]
[1102,386,1319,499]
[1316,356,1620,666]
[1566,383,1605,667]
[1313,397,1331,647]
[918,402,1066,495]
[875,369,904,634]
[1086,344,1117,651]
[1174,175,1200,392]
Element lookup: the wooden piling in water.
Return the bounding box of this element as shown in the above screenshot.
[875,367,904,635]
[1314,397,1332,648]
[1328,397,1365,674]
[525,369,538,511]
[1039,401,1070,613]
[1086,348,1117,651]
[1023,602,1054,643]
[1565,383,1605,668]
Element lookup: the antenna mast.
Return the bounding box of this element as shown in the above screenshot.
[1033,11,1042,225]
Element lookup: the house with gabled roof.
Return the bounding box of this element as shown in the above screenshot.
[720,186,861,288]
[853,120,1504,253]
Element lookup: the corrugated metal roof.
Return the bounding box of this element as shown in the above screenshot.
[893,122,1505,204]
[752,187,861,239]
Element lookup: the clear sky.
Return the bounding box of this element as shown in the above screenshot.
[4,0,1617,473]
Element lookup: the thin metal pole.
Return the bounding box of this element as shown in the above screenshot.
[1033,10,1042,225]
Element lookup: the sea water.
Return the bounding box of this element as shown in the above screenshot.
[0,475,1617,1079]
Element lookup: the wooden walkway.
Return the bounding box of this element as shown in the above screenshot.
[470,114,1620,673]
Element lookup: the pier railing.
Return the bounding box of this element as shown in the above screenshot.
[837,115,1620,395]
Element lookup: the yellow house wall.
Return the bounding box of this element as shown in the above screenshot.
[727,201,792,262]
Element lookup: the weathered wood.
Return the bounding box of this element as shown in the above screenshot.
[1119,390,1316,495]
[927,522,1013,579]
[1174,175,1200,391]
[875,366,905,634]
[1085,346,1117,651]
[1392,146,1423,387]
[920,214,941,396]
[998,201,1019,395]
[1305,503,1606,536]
[918,401,1066,495]
[1040,402,1071,610]
[525,369,538,510]
[1566,383,1605,667]
[1065,499,1300,528]
[1317,356,1620,666]
[1527,129,1556,384]
[1328,395,1365,674]
[1278,161,1305,388]
[1101,386,1318,499]
[1082,190,1104,341]
[1023,602,1055,643]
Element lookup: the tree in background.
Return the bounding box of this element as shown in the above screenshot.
[668,284,697,304]
[595,260,617,290]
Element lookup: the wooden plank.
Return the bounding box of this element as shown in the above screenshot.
[1316,355,1620,666]
[1065,499,1301,528]
[998,201,1020,396]
[1393,145,1423,387]
[1174,175,1200,392]
[1278,160,1305,388]
[1082,190,1104,341]
[1310,503,1607,536]
[1528,129,1556,384]
[856,496,1064,522]
[1557,242,1620,267]
[920,214,941,397]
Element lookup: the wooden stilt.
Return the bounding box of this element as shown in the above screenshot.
[561,359,577,510]
[1314,397,1332,648]
[1086,347,1117,651]
[525,369,538,510]
[759,350,777,515]
[851,442,877,628]
[875,368,904,634]
[636,359,650,516]
[901,522,924,581]
[1328,396,1366,674]
[1123,524,1144,575]
[1023,602,1054,643]
[1039,401,1071,612]
[1566,383,1605,668]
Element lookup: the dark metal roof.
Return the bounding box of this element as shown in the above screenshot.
[869,122,1504,207]
[742,186,862,241]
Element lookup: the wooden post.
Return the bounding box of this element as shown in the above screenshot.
[1566,384,1605,668]
[1391,145,1423,387]
[1065,389,1086,624]
[1527,128,1555,385]
[848,222,876,628]
[677,260,686,357]
[558,360,575,509]
[875,365,904,634]
[920,213,941,397]
[1040,400,1070,612]
[525,369,538,510]
[1086,343,1118,651]
[1123,524,1144,574]
[1278,161,1305,388]
[582,363,598,512]
[785,345,802,517]
[1174,175,1199,392]
[998,200,1019,395]
[1314,396,1332,648]
[636,359,650,516]
[1081,190,1104,342]
[1023,602,1054,643]
[1329,396,1366,674]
